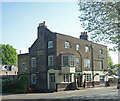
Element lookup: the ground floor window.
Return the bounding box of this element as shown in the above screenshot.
[31,74,36,84]
[85,74,91,82]
[63,74,72,82]
[100,75,105,84]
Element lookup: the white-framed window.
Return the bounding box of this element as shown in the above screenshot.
[63,74,72,82]
[84,59,90,68]
[100,49,103,55]
[76,58,79,67]
[100,60,103,69]
[76,44,80,50]
[70,55,75,66]
[63,55,69,66]
[48,41,53,48]
[65,42,70,48]
[48,55,53,66]
[85,74,91,82]
[100,75,105,84]
[62,54,75,66]
[31,74,36,84]
[22,62,26,72]
[85,46,89,52]
[31,57,36,67]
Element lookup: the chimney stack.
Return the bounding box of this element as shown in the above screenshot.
[80,31,88,40]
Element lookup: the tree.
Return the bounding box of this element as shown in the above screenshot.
[1,44,17,66]
[78,1,120,51]
[107,50,114,67]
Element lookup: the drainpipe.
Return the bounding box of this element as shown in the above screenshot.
[90,45,94,87]
[76,51,82,87]
[76,51,82,72]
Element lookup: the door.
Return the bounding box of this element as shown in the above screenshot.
[49,73,55,90]
[100,75,105,84]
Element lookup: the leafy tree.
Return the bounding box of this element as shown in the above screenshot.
[107,50,114,67]
[78,1,120,51]
[1,44,17,66]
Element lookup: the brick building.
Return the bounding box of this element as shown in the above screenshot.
[18,22,108,91]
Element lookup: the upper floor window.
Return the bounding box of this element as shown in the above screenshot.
[62,54,75,66]
[84,59,90,68]
[22,62,26,72]
[100,60,103,69]
[63,55,69,66]
[31,57,36,67]
[48,41,53,48]
[31,74,36,84]
[48,55,53,66]
[85,46,89,52]
[100,49,103,55]
[76,58,79,67]
[76,44,80,50]
[65,42,70,48]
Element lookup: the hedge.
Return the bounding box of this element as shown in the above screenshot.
[2,75,29,93]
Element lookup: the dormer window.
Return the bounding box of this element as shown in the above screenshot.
[65,42,70,48]
[48,41,53,48]
[85,46,89,52]
[100,49,103,55]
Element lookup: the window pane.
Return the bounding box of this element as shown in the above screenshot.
[48,55,53,66]
[76,44,80,50]
[84,59,90,68]
[31,74,36,84]
[76,58,79,67]
[48,41,53,48]
[31,57,36,67]
[22,62,26,72]
[70,56,75,66]
[65,42,70,48]
[100,60,103,69]
[63,56,69,66]
[85,46,89,52]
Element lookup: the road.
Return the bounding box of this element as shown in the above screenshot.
[1,86,120,100]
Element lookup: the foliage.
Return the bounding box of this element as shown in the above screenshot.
[78,1,120,51]
[107,50,114,67]
[1,44,17,66]
[2,75,29,93]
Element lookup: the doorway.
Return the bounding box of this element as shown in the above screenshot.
[49,73,55,90]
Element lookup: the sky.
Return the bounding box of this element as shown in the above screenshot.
[2,1,118,64]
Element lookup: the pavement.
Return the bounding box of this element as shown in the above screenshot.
[1,86,120,100]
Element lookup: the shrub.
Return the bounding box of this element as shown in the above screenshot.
[2,75,29,93]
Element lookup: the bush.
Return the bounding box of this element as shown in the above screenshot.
[2,75,29,93]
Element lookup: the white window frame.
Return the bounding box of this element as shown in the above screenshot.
[63,74,72,82]
[65,42,70,48]
[48,41,53,48]
[22,62,26,72]
[48,55,53,66]
[100,60,103,69]
[85,74,91,82]
[62,54,75,66]
[76,58,79,67]
[85,46,89,52]
[31,74,36,84]
[84,59,90,68]
[31,57,36,67]
[62,55,69,66]
[76,44,80,50]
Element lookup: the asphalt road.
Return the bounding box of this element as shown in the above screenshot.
[1,86,120,100]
